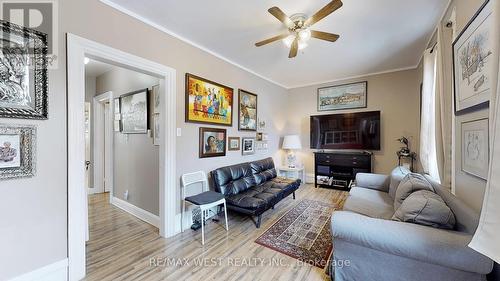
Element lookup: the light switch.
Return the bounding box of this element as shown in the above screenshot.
[177,128,182,137]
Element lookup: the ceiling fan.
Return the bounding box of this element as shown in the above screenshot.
[255,0,343,58]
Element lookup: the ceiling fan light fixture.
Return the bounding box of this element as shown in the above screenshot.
[283,34,295,48]
[298,28,311,41]
[298,41,308,50]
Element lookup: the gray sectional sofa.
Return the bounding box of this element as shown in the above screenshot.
[330,166,493,281]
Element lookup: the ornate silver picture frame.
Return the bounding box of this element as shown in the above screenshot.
[0,20,48,119]
[0,124,36,180]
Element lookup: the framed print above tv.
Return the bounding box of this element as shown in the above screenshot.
[317,81,367,111]
[0,20,48,119]
[185,73,233,126]
[238,89,257,131]
[199,127,226,158]
[453,0,493,114]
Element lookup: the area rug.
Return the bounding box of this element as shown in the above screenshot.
[255,199,336,268]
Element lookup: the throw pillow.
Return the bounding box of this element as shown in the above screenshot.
[388,166,411,199]
[394,173,434,210]
[392,190,456,230]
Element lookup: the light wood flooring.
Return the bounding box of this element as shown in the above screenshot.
[85,184,348,281]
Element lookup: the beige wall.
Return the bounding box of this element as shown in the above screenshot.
[96,67,160,216]
[0,0,289,279]
[287,68,422,176]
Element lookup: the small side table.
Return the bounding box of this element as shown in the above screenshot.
[277,166,305,184]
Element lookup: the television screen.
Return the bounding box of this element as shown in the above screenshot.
[310,111,380,150]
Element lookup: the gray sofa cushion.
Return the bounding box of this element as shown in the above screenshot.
[393,190,456,229]
[389,166,411,199]
[343,186,394,219]
[394,173,435,210]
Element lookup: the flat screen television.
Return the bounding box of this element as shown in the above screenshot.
[310,111,380,150]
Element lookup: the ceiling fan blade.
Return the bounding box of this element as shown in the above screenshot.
[311,30,340,42]
[255,33,290,47]
[304,0,343,27]
[268,6,293,27]
[289,37,299,58]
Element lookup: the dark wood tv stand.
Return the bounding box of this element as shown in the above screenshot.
[314,151,372,190]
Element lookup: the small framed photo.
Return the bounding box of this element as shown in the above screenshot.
[461,118,489,180]
[242,137,255,155]
[153,114,160,146]
[0,124,36,180]
[228,137,240,151]
[152,84,160,114]
[0,20,48,119]
[199,127,226,158]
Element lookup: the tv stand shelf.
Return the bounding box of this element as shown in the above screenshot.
[314,151,372,190]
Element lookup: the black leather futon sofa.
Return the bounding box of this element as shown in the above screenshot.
[211,157,301,228]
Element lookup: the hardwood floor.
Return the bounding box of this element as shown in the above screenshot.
[85,184,348,281]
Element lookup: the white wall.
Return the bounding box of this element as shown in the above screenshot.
[287,68,422,176]
[96,67,160,216]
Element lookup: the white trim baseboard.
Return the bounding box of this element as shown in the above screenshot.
[111,196,160,227]
[8,259,68,281]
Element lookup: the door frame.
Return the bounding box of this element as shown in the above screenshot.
[90,91,113,196]
[67,33,177,281]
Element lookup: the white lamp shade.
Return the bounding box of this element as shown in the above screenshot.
[282,135,302,150]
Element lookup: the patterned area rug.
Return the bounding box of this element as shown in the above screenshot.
[255,199,336,268]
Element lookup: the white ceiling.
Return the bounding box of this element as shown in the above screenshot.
[85,59,115,77]
[103,0,449,88]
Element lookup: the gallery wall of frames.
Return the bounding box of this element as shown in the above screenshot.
[185,73,268,158]
[0,20,48,180]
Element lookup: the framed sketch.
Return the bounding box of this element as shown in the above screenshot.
[153,114,160,146]
[461,118,489,180]
[238,89,257,131]
[120,89,148,134]
[0,20,48,119]
[317,81,367,111]
[152,84,160,114]
[0,124,36,180]
[185,73,233,126]
[228,137,240,151]
[453,1,493,114]
[199,127,226,158]
[242,137,255,155]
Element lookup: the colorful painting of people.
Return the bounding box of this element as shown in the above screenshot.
[187,74,233,126]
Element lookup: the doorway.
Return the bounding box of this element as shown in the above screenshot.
[67,34,177,281]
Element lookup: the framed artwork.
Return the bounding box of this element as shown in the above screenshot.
[0,20,48,119]
[199,127,226,158]
[461,118,489,180]
[185,73,233,126]
[120,89,148,134]
[153,114,160,146]
[228,137,240,151]
[453,1,493,114]
[238,89,258,131]
[317,81,367,111]
[242,137,255,155]
[0,124,36,180]
[152,84,160,114]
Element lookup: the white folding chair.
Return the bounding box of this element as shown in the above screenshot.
[181,171,228,245]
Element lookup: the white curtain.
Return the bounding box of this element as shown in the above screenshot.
[420,48,441,182]
[469,0,500,264]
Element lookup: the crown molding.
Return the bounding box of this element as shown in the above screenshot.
[99,0,288,89]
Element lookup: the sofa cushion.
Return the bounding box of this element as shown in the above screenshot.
[212,163,257,196]
[394,173,434,210]
[226,189,268,211]
[389,166,411,199]
[250,157,278,185]
[343,187,395,219]
[392,190,456,230]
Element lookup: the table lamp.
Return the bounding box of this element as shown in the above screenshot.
[282,135,302,168]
